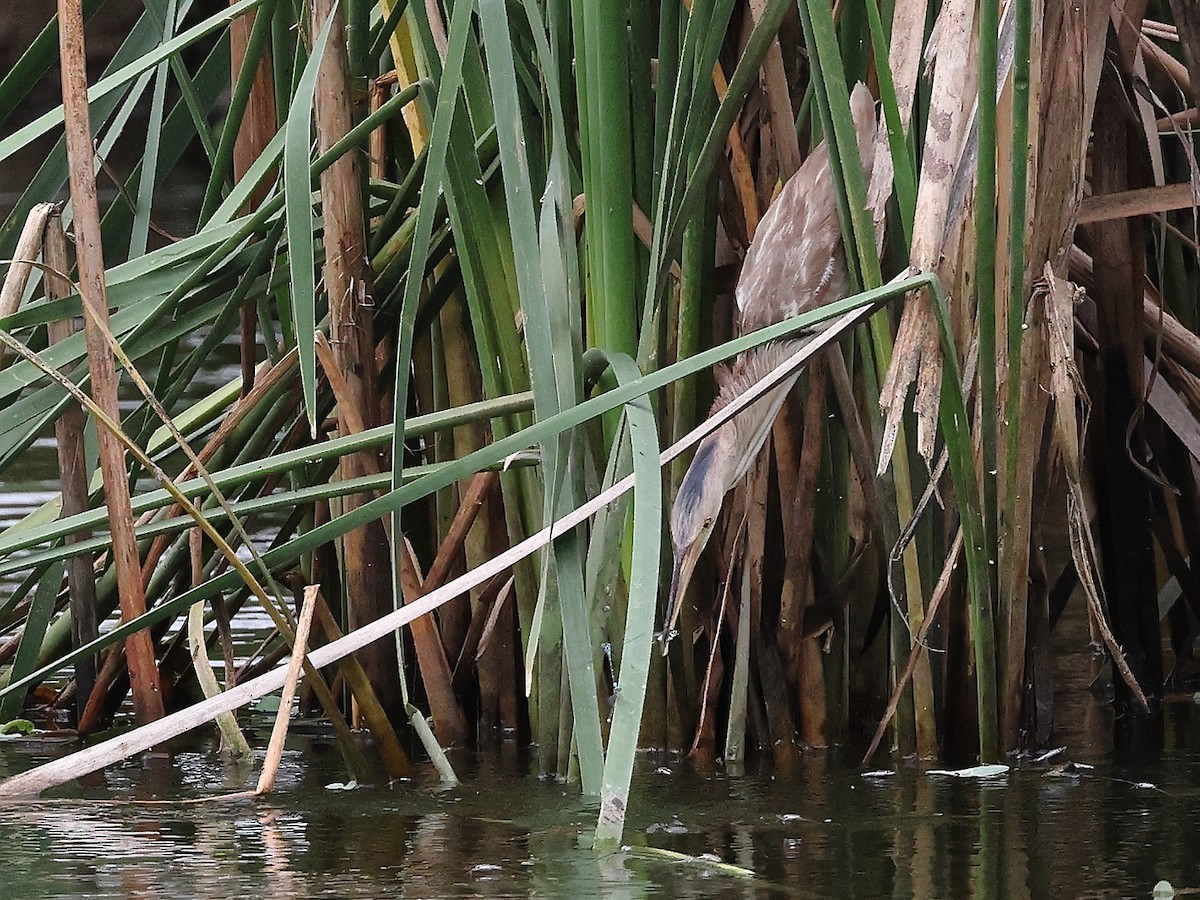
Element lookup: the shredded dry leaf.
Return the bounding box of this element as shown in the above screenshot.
[878,0,977,471]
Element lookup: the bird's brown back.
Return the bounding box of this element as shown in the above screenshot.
[735,83,877,336]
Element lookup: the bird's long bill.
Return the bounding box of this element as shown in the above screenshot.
[659,538,705,656]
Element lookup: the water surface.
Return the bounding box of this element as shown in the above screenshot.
[0,715,1197,900]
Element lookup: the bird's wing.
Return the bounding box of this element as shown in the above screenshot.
[735,82,877,336]
[709,339,806,417]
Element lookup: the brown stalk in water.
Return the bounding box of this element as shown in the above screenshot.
[310,0,399,718]
[56,0,164,726]
[786,360,829,748]
[42,211,100,719]
[256,584,319,795]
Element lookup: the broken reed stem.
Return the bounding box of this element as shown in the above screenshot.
[189,522,252,759]
[256,584,319,795]
[424,470,499,589]
[57,0,164,726]
[397,538,467,745]
[0,202,56,319]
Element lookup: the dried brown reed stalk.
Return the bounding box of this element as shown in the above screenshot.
[57,0,164,726]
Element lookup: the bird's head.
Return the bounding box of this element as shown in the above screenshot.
[660,426,737,654]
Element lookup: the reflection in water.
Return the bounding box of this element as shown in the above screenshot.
[0,732,1199,897]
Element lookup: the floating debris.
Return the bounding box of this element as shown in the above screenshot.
[1033,747,1066,764]
[624,846,756,878]
[927,764,1009,779]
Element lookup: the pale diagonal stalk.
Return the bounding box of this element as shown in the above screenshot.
[0,276,923,798]
[5,276,927,710]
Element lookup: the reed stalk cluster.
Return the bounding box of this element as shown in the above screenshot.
[0,0,1197,843]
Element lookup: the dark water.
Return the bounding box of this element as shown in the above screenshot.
[0,729,1198,899]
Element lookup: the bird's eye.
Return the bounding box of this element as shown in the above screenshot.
[702,518,713,529]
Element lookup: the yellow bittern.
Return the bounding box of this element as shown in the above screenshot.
[660,83,877,654]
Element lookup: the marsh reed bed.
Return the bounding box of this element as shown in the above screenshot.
[0,0,1197,843]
